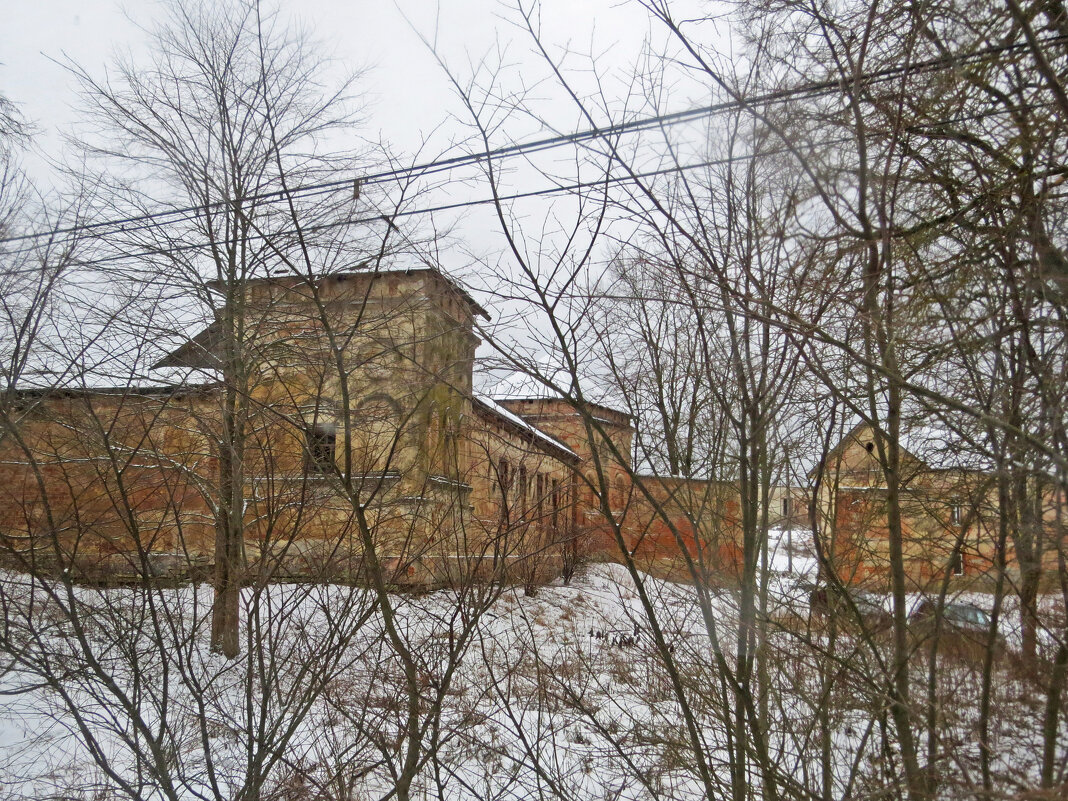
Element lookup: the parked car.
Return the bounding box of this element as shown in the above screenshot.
[809,584,892,631]
[910,600,1005,650]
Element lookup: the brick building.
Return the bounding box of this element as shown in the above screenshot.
[0,269,634,584]
[815,421,1065,589]
[6,267,1037,589]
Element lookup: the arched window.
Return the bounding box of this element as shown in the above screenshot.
[497,458,512,525]
[518,465,529,518]
[950,502,963,526]
[498,458,510,494]
[354,394,402,473]
[536,473,546,527]
[551,477,560,533]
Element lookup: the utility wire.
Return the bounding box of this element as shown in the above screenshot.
[18,150,787,273]
[15,87,1059,277]
[2,31,1065,249]
[0,93,1059,276]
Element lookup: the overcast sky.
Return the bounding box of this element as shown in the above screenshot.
[1,0,668,181]
[3,2,696,260]
[1,0,726,369]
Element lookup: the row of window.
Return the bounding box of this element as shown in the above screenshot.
[497,458,565,529]
[779,496,965,523]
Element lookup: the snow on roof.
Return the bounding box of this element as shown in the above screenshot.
[12,365,222,396]
[486,369,564,401]
[486,369,632,424]
[473,394,579,461]
[898,421,994,472]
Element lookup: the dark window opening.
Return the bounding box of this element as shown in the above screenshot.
[499,459,510,493]
[951,503,963,526]
[306,426,336,473]
[497,458,512,524]
[950,550,964,576]
[865,441,875,453]
[782,497,791,518]
[536,473,545,528]
[551,477,560,532]
[518,466,529,517]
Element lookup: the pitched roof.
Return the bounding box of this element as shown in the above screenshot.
[472,395,580,463]
[825,418,993,473]
[487,369,632,423]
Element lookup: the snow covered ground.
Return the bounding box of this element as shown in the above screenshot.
[0,553,1063,799]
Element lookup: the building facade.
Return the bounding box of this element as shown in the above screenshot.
[0,269,624,585]
[4,268,1049,589]
[815,421,1065,589]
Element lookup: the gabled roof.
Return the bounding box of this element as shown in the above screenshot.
[823,418,993,474]
[472,395,580,464]
[154,322,223,370]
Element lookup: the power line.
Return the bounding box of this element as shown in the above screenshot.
[2,31,1064,249]
[13,87,1056,276]
[0,93,1058,277]
[15,151,788,273]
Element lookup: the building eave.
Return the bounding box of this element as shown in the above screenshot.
[472,395,581,464]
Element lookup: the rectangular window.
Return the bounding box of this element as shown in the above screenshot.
[950,550,964,576]
[518,466,528,518]
[951,503,962,526]
[306,426,336,473]
[782,497,791,518]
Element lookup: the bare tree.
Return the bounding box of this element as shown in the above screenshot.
[430,0,1068,798]
[63,0,377,656]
